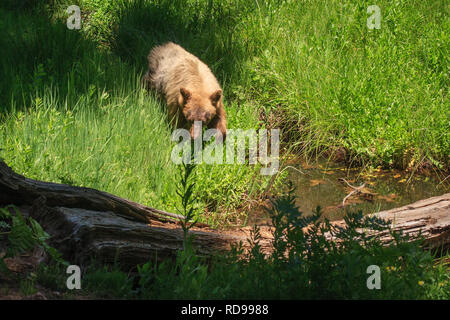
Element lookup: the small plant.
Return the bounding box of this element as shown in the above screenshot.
[36,263,69,293]
[137,159,209,299]
[0,205,67,277]
[175,160,199,247]
[19,278,38,296]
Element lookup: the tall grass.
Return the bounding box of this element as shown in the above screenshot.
[243,0,449,169]
[58,0,448,169]
[0,5,275,225]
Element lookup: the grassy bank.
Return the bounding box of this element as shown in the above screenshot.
[0,4,276,226]
[0,0,448,224]
[70,0,448,170]
[242,0,448,169]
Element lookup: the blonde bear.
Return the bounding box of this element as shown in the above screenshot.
[142,42,227,140]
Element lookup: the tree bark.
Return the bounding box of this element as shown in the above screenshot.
[353,193,450,250]
[0,160,448,271]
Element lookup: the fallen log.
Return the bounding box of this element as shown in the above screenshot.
[360,193,450,250]
[0,161,185,224]
[0,161,272,270]
[0,160,448,271]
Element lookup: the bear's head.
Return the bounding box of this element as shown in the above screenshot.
[179,87,224,140]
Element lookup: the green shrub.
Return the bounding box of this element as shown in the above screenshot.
[0,205,67,277]
[83,264,134,298]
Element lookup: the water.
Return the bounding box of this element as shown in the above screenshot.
[248,160,449,225]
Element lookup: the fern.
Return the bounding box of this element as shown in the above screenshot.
[0,205,67,277]
[7,211,37,256]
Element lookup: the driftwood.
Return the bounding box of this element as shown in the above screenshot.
[0,160,449,270]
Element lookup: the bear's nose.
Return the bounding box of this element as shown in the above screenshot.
[185,109,211,123]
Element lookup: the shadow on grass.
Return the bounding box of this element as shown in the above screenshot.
[0,0,257,114]
[112,0,252,79]
[0,4,100,113]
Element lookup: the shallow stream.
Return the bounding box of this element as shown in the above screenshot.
[248,160,449,225]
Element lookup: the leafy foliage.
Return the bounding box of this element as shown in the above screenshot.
[176,160,199,244]
[0,205,67,277]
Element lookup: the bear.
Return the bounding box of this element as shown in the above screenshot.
[142,42,227,141]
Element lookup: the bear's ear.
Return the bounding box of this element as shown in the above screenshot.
[180,87,191,102]
[210,89,222,104]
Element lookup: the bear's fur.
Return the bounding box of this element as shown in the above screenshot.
[142,42,227,140]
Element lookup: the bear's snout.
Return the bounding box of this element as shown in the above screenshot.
[185,109,212,124]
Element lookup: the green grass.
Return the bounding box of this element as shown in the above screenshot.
[0,4,277,225]
[244,0,449,169]
[85,0,449,170]
[0,0,448,226]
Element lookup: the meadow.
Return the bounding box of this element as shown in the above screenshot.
[0,0,448,225]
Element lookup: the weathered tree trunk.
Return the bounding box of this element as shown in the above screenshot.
[0,161,272,270]
[351,193,450,250]
[0,161,185,224]
[0,161,448,270]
